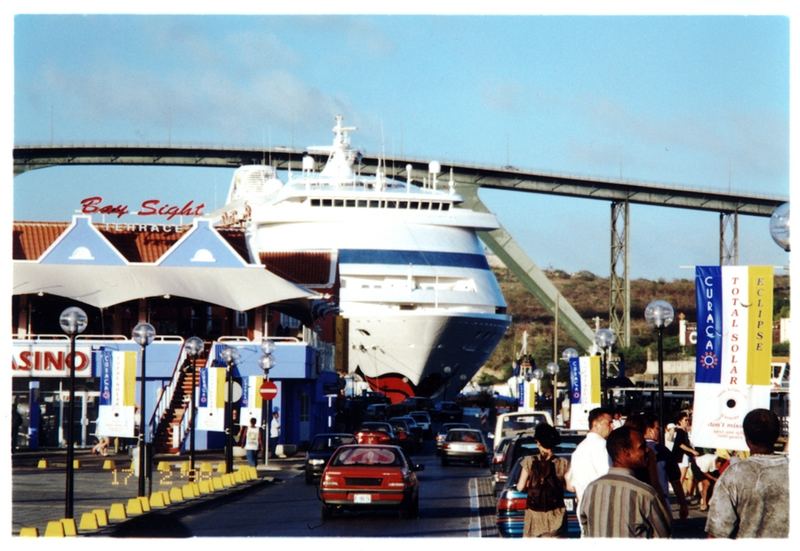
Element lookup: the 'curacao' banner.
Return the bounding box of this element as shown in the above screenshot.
[95,348,137,438]
[197,367,226,432]
[239,375,264,427]
[692,265,773,450]
[568,355,601,430]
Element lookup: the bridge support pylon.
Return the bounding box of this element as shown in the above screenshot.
[609,201,630,349]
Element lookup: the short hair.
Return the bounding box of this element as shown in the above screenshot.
[534,423,561,449]
[606,426,638,463]
[675,411,690,424]
[624,412,647,433]
[588,407,612,428]
[742,408,780,449]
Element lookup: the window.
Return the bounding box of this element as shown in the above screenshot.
[410,201,419,209]
[386,200,396,208]
[322,199,332,207]
[310,198,321,207]
[334,199,344,207]
[369,200,380,208]
[357,199,367,208]
[399,201,408,208]
[441,203,450,211]
[346,199,356,207]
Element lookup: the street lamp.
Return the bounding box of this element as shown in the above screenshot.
[183,336,204,479]
[260,339,275,467]
[560,348,579,426]
[59,306,87,519]
[220,345,240,474]
[594,328,616,408]
[442,366,452,401]
[769,202,790,252]
[645,300,675,444]
[546,362,558,422]
[531,367,544,409]
[132,322,156,498]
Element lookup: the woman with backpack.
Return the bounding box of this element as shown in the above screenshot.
[515,423,569,537]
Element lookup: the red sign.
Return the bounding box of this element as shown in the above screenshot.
[259,380,278,400]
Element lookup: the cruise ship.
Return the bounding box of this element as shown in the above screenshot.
[223,116,511,403]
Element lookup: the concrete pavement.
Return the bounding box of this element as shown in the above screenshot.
[11,448,305,537]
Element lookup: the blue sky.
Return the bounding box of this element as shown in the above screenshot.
[8,8,794,280]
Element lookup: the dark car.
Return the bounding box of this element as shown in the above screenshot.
[408,411,432,437]
[401,396,434,413]
[355,422,397,445]
[435,422,470,454]
[319,444,424,519]
[491,436,514,479]
[433,401,462,422]
[304,433,356,484]
[495,455,578,538]
[388,416,423,451]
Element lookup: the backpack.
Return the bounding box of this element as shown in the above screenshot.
[525,456,564,512]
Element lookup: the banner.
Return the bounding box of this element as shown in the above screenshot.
[239,375,264,427]
[693,265,773,450]
[95,349,137,438]
[197,367,226,432]
[569,356,601,430]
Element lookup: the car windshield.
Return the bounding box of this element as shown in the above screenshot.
[410,413,429,422]
[359,423,390,433]
[310,435,355,451]
[447,430,482,442]
[332,447,404,467]
[500,414,546,438]
[440,423,469,433]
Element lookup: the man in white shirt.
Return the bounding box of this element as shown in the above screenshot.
[566,407,613,504]
[269,410,281,458]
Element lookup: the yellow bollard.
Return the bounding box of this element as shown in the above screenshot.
[216,462,227,474]
[137,496,151,512]
[72,459,80,469]
[37,459,48,469]
[212,476,224,490]
[125,498,143,516]
[170,487,185,502]
[234,470,244,483]
[44,520,65,537]
[78,512,99,532]
[149,492,166,508]
[161,490,172,505]
[102,459,116,470]
[108,503,127,521]
[92,508,109,526]
[199,462,213,473]
[198,480,213,494]
[60,518,77,537]
[157,461,172,472]
[19,527,39,537]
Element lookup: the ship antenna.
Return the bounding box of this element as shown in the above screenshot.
[449,167,455,195]
[406,164,412,193]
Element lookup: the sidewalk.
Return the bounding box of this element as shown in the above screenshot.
[11,448,304,537]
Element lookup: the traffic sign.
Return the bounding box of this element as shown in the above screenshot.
[259,380,278,400]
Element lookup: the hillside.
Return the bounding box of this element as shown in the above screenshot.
[477,267,791,384]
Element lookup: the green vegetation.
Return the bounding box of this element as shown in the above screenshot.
[479,267,790,381]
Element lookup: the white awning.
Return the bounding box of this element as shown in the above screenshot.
[13,262,315,310]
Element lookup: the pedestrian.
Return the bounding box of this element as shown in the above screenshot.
[671,411,701,497]
[92,435,110,456]
[579,425,672,538]
[641,413,689,520]
[705,408,789,538]
[515,424,569,537]
[269,409,281,458]
[238,417,262,467]
[11,402,23,452]
[565,407,613,504]
[664,423,676,451]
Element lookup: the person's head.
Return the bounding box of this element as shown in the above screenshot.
[623,411,647,434]
[742,408,781,453]
[606,426,648,469]
[273,410,279,418]
[588,407,613,438]
[249,417,257,427]
[640,412,660,441]
[533,423,561,451]
[676,411,691,429]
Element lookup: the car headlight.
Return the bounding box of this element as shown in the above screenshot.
[308,459,325,466]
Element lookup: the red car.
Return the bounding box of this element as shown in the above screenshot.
[354,422,397,445]
[319,444,424,519]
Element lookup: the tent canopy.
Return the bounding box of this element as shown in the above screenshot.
[13,261,315,310]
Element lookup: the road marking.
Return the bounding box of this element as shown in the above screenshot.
[468,477,481,537]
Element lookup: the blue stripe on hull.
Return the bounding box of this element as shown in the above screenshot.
[339,249,490,270]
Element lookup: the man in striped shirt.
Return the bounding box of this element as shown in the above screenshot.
[579,425,672,538]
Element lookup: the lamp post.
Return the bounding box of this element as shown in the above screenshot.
[220,346,240,474]
[594,328,616,408]
[769,202,790,252]
[442,366,452,401]
[531,367,544,409]
[645,300,675,444]
[560,348,579,426]
[545,362,558,422]
[260,339,275,467]
[132,322,155,498]
[59,306,87,519]
[184,336,204,479]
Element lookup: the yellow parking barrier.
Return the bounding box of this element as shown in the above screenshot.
[37,459,48,469]
[108,503,127,521]
[137,496,151,512]
[212,476,224,490]
[157,461,172,472]
[199,462,213,473]
[102,459,116,470]
[161,490,172,505]
[44,520,65,537]
[60,518,77,536]
[72,459,80,469]
[92,508,109,526]
[149,492,166,508]
[125,498,143,516]
[216,462,227,474]
[78,512,99,532]
[170,487,185,502]
[198,480,213,494]
[180,483,195,500]
[19,527,38,537]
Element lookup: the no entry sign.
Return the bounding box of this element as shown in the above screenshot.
[259,380,278,400]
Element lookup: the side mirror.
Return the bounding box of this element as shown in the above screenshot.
[487,433,494,439]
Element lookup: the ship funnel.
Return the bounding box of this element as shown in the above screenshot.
[302,155,316,173]
[429,161,441,190]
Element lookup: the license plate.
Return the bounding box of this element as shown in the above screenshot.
[564,498,575,512]
[354,494,372,504]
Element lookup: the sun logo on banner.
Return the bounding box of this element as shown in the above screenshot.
[700,351,719,369]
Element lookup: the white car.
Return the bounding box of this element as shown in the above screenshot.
[408,411,432,436]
